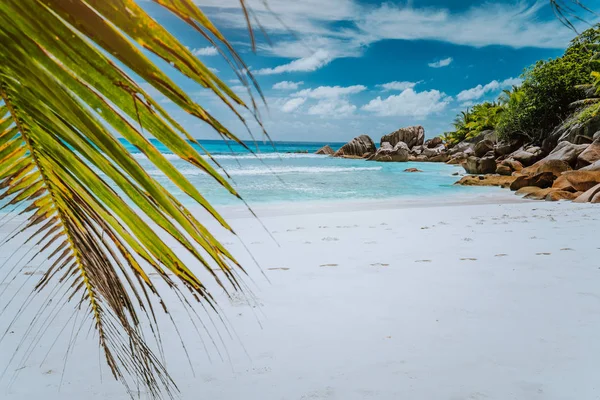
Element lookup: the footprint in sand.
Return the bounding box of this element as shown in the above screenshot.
[463,238,473,242]
[560,248,574,251]
[267,267,290,271]
[415,260,432,263]
[319,226,329,229]
[370,263,390,267]
[320,264,338,268]
[536,252,551,256]
[303,241,312,244]
[495,254,508,257]
[322,237,339,242]
[460,258,477,261]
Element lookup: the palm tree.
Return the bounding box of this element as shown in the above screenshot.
[0,0,263,397]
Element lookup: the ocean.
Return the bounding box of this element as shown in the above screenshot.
[122,139,499,207]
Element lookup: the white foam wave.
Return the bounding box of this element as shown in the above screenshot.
[131,152,325,161]
[146,166,382,177]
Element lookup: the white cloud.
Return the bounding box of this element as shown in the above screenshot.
[292,85,366,99]
[195,1,579,68]
[254,50,333,75]
[428,57,453,68]
[457,77,522,102]
[208,67,219,73]
[362,88,451,118]
[358,2,579,50]
[273,81,304,90]
[280,97,306,113]
[277,84,364,116]
[307,99,356,116]
[192,46,218,56]
[377,81,421,91]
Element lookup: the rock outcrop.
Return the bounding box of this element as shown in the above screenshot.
[574,183,600,203]
[462,155,496,174]
[541,141,589,167]
[576,139,600,168]
[557,171,600,192]
[380,126,424,149]
[494,137,524,157]
[334,135,376,158]
[507,146,543,167]
[545,190,579,201]
[474,139,495,158]
[369,142,410,162]
[521,159,572,177]
[581,160,600,171]
[315,145,334,155]
[544,113,600,151]
[455,174,516,188]
[510,172,556,191]
[424,137,443,148]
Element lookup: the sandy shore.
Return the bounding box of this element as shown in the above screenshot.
[1,197,600,399]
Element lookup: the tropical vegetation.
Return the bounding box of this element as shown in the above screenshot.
[442,102,505,145]
[444,23,600,147]
[0,0,261,397]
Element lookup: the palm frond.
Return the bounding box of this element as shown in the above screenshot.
[0,0,261,397]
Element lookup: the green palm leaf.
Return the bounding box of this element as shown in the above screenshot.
[0,0,261,397]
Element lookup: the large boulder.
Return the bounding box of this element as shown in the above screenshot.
[507,146,543,167]
[462,156,496,174]
[577,139,600,168]
[502,159,523,173]
[515,186,546,197]
[454,174,516,188]
[474,139,495,158]
[428,153,449,163]
[315,145,334,155]
[545,190,579,201]
[544,112,600,151]
[425,137,443,148]
[448,141,473,155]
[496,159,523,176]
[542,141,589,167]
[510,172,556,191]
[369,142,410,162]
[422,144,445,158]
[468,130,497,145]
[494,137,524,157]
[381,126,424,149]
[559,171,600,192]
[334,135,376,158]
[523,188,562,200]
[522,159,572,177]
[581,160,600,171]
[574,183,600,203]
[495,164,512,176]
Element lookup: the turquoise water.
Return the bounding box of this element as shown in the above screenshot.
[121,139,493,206]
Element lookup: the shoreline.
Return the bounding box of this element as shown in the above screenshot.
[214,189,529,219]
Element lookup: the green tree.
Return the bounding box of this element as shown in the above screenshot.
[497,25,600,143]
[443,102,504,146]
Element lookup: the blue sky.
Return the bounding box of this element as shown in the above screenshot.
[140,0,594,143]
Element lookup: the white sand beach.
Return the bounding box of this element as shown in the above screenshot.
[1,197,600,399]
